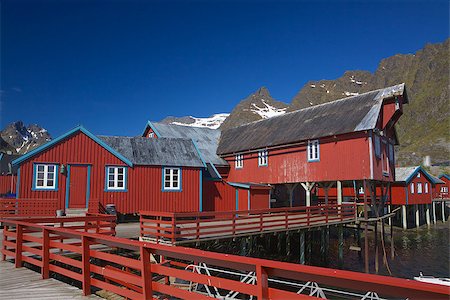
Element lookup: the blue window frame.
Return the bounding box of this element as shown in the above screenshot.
[32,163,58,191]
[162,167,182,191]
[105,166,127,191]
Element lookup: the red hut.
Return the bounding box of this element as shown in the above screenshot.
[12,126,206,215]
[0,153,20,196]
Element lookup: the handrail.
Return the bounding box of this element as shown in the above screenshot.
[0,198,59,218]
[1,217,448,300]
[141,204,357,244]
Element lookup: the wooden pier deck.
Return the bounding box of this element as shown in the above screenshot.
[140,204,357,245]
[0,261,101,300]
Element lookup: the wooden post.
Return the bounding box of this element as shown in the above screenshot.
[256,265,269,300]
[337,181,343,205]
[432,201,436,224]
[363,180,369,273]
[356,224,362,259]
[402,205,407,230]
[1,225,8,261]
[338,225,344,266]
[15,224,23,268]
[374,221,379,274]
[299,231,305,265]
[415,204,420,228]
[390,220,394,259]
[442,201,446,222]
[81,236,91,296]
[388,205,392,226]
[307,231,312,263]
[286,232,291,257]
[42,229,50,279]
[140,246,153,300]
[300,182,315,207]
[425,204,430,226]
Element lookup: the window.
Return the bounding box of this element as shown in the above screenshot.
[307,140,320,162]
[441,187,448,193]
[149,132,155,138]
[106,166,127,191]
[34,164,58,190]
[417,182,422,194]
[359,186,365,194]
[425,183,429,194]
[382,148,389,175]
[163,167,181,191]
[374,135,381,159]
[258,150,268,166]
[417,173,421,178]
[410,183,414,194]
[235,154,243,169]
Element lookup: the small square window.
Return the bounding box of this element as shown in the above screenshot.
[235,154,243,169]
[163,167,181,191]
[34,164,58,190]
[105,166,127,191]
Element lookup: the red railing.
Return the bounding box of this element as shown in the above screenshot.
[1,216,448,300]
[0,198,59,218]
[432,191,449,200]
[140,204,356,244]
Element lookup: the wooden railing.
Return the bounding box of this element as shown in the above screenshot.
[0,198,59,218]
[432,192,449,200]
[87,199,108,214]
[140,204,356,244]
[1,217,448,300]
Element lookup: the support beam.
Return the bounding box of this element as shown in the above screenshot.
[387,205,392,226]
[402,205,407,230]
[374,222,379,274]
[337,181,343,205]
[286,183,299,208]
[338,225,344,266]
[363,180,369,273]
[415,204,420,228]
[299,231,305,265]
[425,204,430,226]
[390,221,394,259]
[442,201,446,222]
[319,182,334,205]
[432,201,437,224]
[300,182,315,207]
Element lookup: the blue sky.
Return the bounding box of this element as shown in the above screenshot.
[1,0,448,137]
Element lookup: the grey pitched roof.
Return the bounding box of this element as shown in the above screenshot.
[98,136,205,168]
[395,166,420,182]
[395,166,443,184]
[151,123,227,166]
[217,84,407,155]
[0,153,21,175]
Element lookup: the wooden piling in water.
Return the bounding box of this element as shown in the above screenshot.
[299,231,305,265]
[375,221,379,274]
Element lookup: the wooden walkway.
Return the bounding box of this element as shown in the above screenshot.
[140,204,357,245]
[0,261,101,299]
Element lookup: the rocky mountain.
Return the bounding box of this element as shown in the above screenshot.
[160,113,230,129]
[219,87,288,130]
[0,121,51,154]
[290,39,449,167]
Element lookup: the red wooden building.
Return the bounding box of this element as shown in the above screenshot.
[436,174,449,199]
[12,126,207,214]
[217,84,408,212]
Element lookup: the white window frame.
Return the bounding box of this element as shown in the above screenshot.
[163,167,181,191]
[425,182,429,194]
[410,183,414,194]
[34,164,58,190]
[442,187,449,193]
[148,132,155,138]
[307,140,320,162]
[235,154,243,169]
[417,182,422,194]
[258,149,268,166]
[106,166,127,191]
[417,173,421,178]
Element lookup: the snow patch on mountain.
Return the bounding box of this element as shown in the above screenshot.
[247,99,287,119]
[171,113,230,129]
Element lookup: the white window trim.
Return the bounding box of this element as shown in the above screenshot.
[106,166,127,191]
[410,183,414,194]
[417,182,423,194]
[163,167,181,191]
[149,132,155,138]
[425,183,429,194]
[258,149,268,166]
[235,154,243,169]
[307,140,320,162]
[34,164,57,190]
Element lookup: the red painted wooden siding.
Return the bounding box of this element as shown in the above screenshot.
[238,189,248,211]
[17,131,201,213]
[0,175,16,194]
[250,189,270,210]
[68,165,88,208]
[224,132,395,184]
[202,180,236,212]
